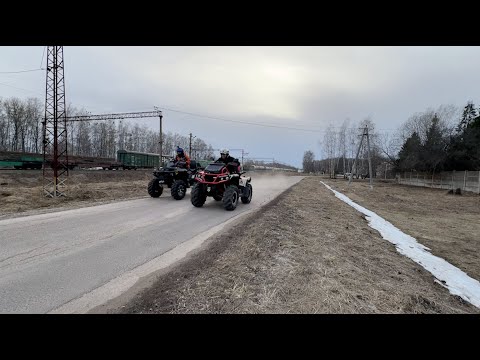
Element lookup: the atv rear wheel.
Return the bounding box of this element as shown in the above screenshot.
[241,183,252,204]
[223,185,239,211]
[191,183,207,207]
[171,180,187,200]
[147,178,163,198]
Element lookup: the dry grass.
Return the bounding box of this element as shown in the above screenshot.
[0,170,152,218]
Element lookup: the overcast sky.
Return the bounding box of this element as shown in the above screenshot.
[1,46,480,167]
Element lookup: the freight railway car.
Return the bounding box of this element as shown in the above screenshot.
[0,151,122,170]
[117,150,159,170]
[0,151,44,169]
[0,150,210,170]
[118,150,211,170]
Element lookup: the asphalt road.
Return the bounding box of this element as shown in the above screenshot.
[0,175,303,313]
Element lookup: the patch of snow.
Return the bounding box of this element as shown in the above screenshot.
[321,181,480,309]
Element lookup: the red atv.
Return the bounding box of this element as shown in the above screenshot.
[190,161,253,211]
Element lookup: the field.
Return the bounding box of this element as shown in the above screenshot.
[0,169,152,219]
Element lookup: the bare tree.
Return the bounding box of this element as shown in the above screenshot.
[105,120,117,157]
[346,121,357,172]
[192,138,214,159]
[162,131,174,157]
[378,131,401,165]
[303,150,315,173]
[398,107,453,144]
[337,119,350,174]
[4,97,26,152]
[322,125,337,177]
[0,97,8,151]
[25,98,43,153]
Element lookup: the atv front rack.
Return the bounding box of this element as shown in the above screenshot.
[195,168,240,185]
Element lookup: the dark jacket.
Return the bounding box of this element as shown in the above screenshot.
[216,155,240,173]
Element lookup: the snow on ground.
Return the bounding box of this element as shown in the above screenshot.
[320,181,480,309]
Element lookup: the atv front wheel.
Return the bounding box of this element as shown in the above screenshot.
[223,185,239,211]
[171,180,187,200]
[241,183,252,204]
[191,183,207,207]
[147,178,163,198]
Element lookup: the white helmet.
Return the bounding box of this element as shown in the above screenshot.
[220,148,229,156]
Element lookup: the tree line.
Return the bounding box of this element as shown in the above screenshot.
[0,96,215,160]
[302,101,480,175]
[396,102,479,173]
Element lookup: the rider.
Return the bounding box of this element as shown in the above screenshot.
[175,147,191,169]
[216,148,241,173]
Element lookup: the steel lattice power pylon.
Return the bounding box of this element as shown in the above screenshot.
[42,46,69,197]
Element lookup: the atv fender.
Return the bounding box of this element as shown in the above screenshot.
[239,176,251,187]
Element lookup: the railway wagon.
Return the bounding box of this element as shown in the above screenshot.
[0,151,43,169]
[0,150,210,171]
[0,151,121,170]
[117,150,160,170]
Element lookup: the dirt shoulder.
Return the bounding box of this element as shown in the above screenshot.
[113,176,479,314]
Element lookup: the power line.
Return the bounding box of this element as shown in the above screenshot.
[0,81,44,96]
[158,106,396,133]
[0,48,46,74]
[0,80,101,113]
[40,46,46,68]
[159,106,329,133]
[0,68,44,74]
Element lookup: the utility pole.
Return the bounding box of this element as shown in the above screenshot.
[189,133,192,155]
[241,149,249,165]
[349,129,363,185]
[366,125,373,189]
[348,125,373,188]
[153,107,163,168]
[189,133,196,158]
[43,46,69,198]
[242,150,248,171]
[119,120,123,150]
[158,111,163,167]
[159,112,163,167]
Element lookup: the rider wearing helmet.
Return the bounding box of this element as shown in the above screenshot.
[175,146,191,169]
[216,148,241,173]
